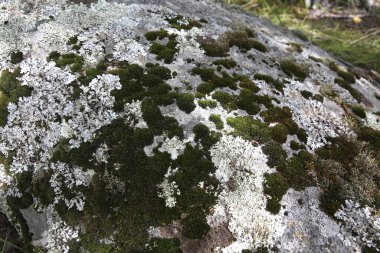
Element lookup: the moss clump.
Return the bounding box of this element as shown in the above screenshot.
[192,67,216,82]
[290,140,305,150]
[167,15,202,30]
[300,90,313,99]
[0,69,32,126]
[213,58,237,69]
[182,207,210,240]
[351,106,366,119]
[287,42,303,53]
[280,60,309,81]
[67,35,78,45]
[254,73,285,93]
[262,141,287,168]
[264,173,289,214]
[196,82,216,95]
[270,123,289,144]
[193,123,210,142]
[148,238,182,253]
[329,62,356,84]
[235,74,260,93]
[357,127,380,151]
[312,94,324,102]
[10,51,24,64]
[200,40,229,57]
[212,91,238,111]
[226,31,268,53]
[149,34,179,64]
[237,89,261,115]
[227,116,271,143]
[47,51,61,61]
[198,99,217,109]
[260,106,292,123]
[209,114,224,130]
[213,72,237,90]
[145,29,169,41]
[148,65,172,80]
[334,78,363,102]
[176,93,196,113]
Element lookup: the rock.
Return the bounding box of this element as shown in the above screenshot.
[0,0,379,253]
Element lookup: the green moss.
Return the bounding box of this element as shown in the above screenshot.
[176,93,196,113]
[148,238,182,253]
[192,67,216,82]
[145,29,169,41]
[337,70,355,84]
[262,141,287,168]
[351,105,366,119]
[0,69,32,126]
[300,90,313,99]
[182,207,210,240]
[148,65,172,80]
[48,51,61,61]
[67,35,78,45]
[193,123,210,142]
[213,58,237,69]
[357,127,380,151]
[227,116,271,143]
[209,114,224,130]
[280,60,309,81]
[212,91,238,111]
[167,15,202,30]
[196,82,216,95]
[237,89,261,115]
[296,128,308,143]
[312,94,324,102]
[198,99,217,109]
[149,35,179,64]
[10,51,23,64]
[260,106,292,123]
[226,31,268,53]
[290,140,305,150]
[235,75,260,93]
[309,55,323,63]
[270,123,289,144]
[334,78,363,102]
[287,42,303,53]
[253,74,285,93]
[200,40,229,57]
[264,173,289,214]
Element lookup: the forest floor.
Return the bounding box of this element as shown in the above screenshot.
[226,0,380,74]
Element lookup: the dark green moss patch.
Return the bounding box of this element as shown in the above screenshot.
[335,78,363,102]
[149,34,179,64]
[287,42,303,53]
[200,40,229,57]
[280,60,309,81]
[209,114,224,130]
[145,29,169,41]
[227,116,271,143]
[260,106,292,123]
[312,94,324,102]
[68,35,78,45]
[235,74,260,93]
[176,93,196,113]
[300,90,313,99]
[196,82,216,95]
[237,89,261,115]
[10,51,23,64]
[192,67,216,82]
[0,69,32,126]
[213,58,237,69]
[148,238,182,253]
[182,207,210,239]
[212,91,238,111]
[262,141,287,168]
[254,74,285,93]
[226,31,268,53]
[351,105,366,118]
[198,99,217,109]
[270,123,289,144]
[166,15,202,30]
[290,140,305,150]
[264,173,289,214]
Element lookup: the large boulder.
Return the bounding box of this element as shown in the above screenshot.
[0,0,379,252]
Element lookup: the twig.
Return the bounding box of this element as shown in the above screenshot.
[349,28,380,45]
